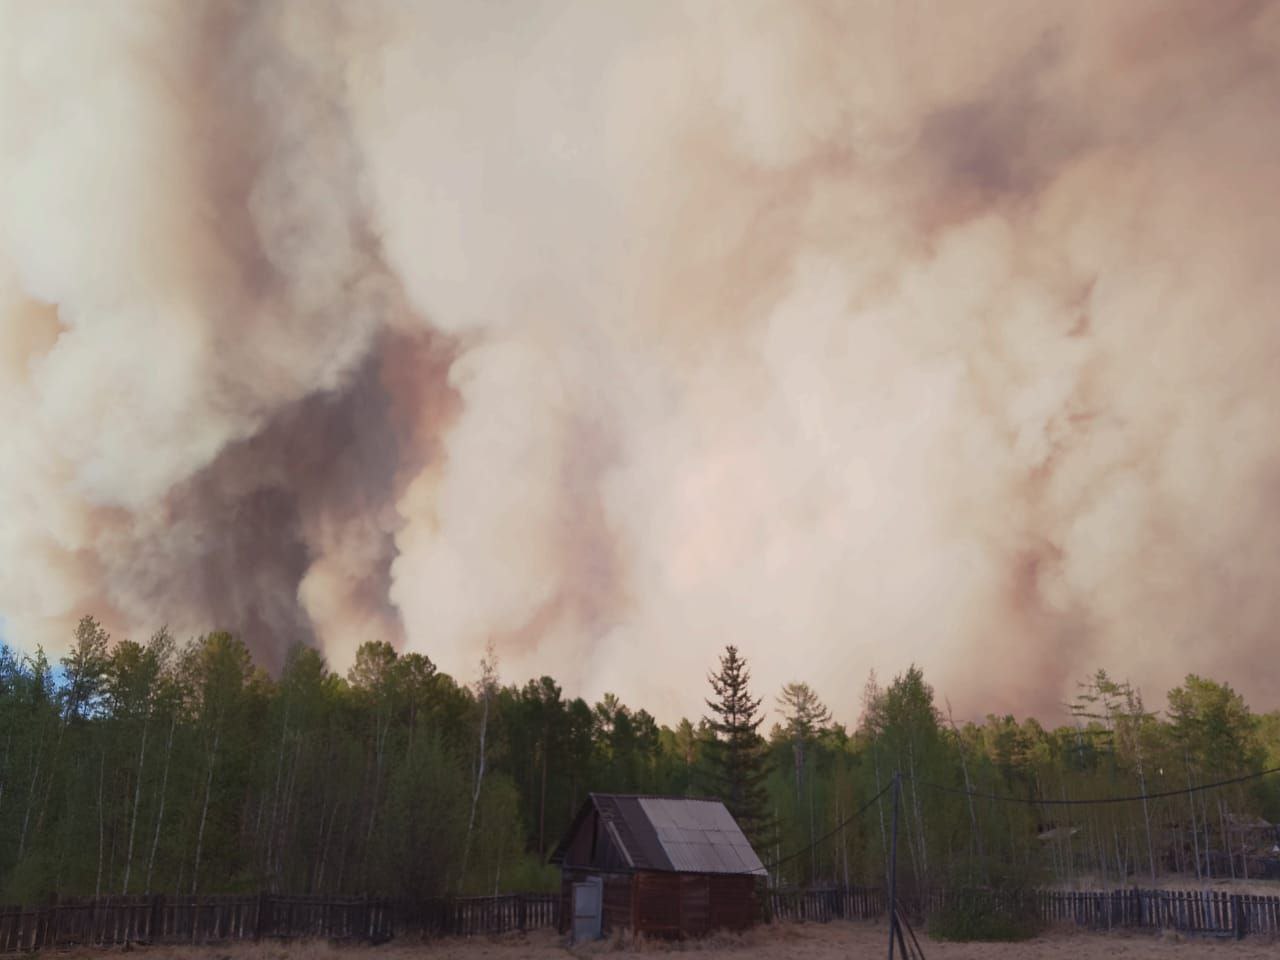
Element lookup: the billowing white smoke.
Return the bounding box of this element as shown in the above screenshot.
[2,0,1279,721]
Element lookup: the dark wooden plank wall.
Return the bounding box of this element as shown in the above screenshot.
[602,874,633,933]
[618,872,758,938]
[707,875,757,932]
[633,872,682,936]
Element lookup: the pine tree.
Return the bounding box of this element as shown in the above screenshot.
[778,682,831,881]
[702,645,770,842]
[778,681,831,802]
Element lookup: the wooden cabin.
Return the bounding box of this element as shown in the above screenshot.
[548,793,766,940]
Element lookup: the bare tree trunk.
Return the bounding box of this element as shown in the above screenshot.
[539,739,548,856]
[267,704,290,883]
[773,805,781,888]
[191,728,220,895]
[907,741,928,878]
[1061,783,1074,885]
[1136,756,1156,884]
[1201,790,1213,880]
[461,679,491,886]
[34,721,68,843]
[1093,819,1107,886]
[871,744,888,865]
[808,759,817,882]
[364,710,389,852]
[335,822,349,892]
[17,719,49,860]
[1184,754,1202,881]
[1174,816,1184,875]
[793,740,803,805]
[277,736,302,886]
[122,712,149,893]
[1217,796,1235,880]
[317,799,339,893]
[1238,788,1250,881]
[310,789,330,894]
[947,706,983,872]
[838,792,850,889]
[18,752,40,861]
[145,713,176,894]
[0,734,8,821]
[95,750,106,898]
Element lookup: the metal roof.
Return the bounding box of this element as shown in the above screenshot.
[551,793,767,876]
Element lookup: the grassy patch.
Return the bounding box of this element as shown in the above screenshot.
[927,892,1043,942]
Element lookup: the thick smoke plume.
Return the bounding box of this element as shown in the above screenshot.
[2,1,1279,721]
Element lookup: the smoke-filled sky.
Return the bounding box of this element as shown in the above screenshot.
[2,0,1279,725]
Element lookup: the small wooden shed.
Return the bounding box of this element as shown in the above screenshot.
[549,793,766,940]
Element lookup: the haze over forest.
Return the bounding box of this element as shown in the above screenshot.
[2,1,1280,724]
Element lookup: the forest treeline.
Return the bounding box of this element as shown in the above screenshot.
[1,617,1279,902]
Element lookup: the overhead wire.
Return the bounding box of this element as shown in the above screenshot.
[762,779,893,873]
[758,766,1280,876]
[752,765,1280,883]
[909,765,1280,806]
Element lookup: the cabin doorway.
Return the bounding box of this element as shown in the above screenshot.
[572,876,603,942]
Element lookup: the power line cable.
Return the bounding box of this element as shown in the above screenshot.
[910,765,1280,807]
[763,780,893,872]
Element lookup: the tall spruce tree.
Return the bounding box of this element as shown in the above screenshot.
[702,645,770,841]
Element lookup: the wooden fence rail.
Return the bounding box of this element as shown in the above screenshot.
[0,894,398,953]
[0,892,563,953]
[391,893,560,938]
[769,886,887,923]
[776,885,1280,939]
[3,886,1279,951]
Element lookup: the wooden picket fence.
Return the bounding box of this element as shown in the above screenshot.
[1029,887,1280,937]
[0,893,399,953]
[391,893,560,938]
[4,885,1280,951]
[769,886,886,923]
[778,885,1280,939]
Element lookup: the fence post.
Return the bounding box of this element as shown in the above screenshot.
[149,894,164,943]
[254,892,269,941]
[48,895,60,951]
[1231,894,1246,940]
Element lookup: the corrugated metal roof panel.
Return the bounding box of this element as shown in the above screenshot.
[635,797,767,876]
[559,794,766,876]
[609,796,669,870]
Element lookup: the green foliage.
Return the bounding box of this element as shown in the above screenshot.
[928,889,1044,942]
[702,645,771,842]
[380,734,467,897]
[1,623,1278,903]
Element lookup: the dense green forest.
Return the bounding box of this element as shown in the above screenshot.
[2,617,1279,902]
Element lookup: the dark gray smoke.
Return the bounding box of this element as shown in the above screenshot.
[3,0,1279,722]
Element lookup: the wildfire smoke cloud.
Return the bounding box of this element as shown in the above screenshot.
[2,1,1279,721]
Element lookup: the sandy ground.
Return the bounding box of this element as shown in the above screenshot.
[47,921,1280,960]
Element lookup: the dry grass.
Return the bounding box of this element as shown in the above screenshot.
[44,921,1280,960]
[568,922,808,955]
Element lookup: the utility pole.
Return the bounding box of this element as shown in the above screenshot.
[887,772,922,959]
